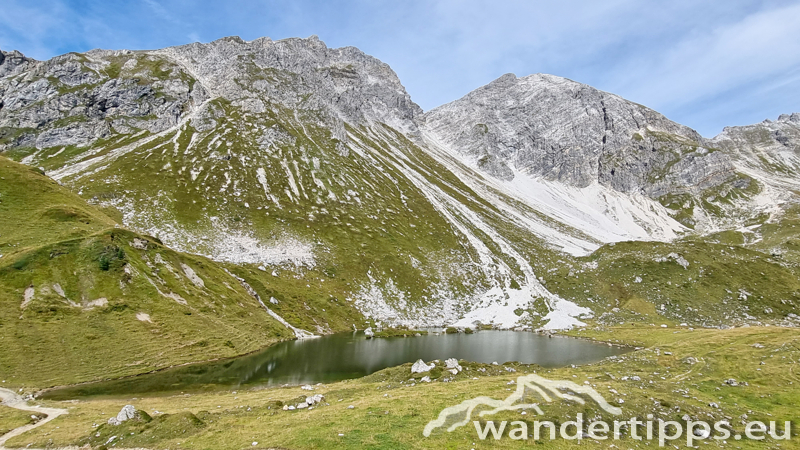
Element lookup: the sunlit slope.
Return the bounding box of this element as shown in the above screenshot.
[0,157,116,253]
[0,157,367,386]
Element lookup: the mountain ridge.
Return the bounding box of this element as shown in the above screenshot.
[1,35,799,341]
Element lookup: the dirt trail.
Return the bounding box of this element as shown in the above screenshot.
[0,388,68,448]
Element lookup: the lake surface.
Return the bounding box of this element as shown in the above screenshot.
[42,330,628,399]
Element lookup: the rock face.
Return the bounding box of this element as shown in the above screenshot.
[0,50,35,78]
[422,73,734,197]
[0,35,420,154]
[0,49,209,151]
[156,36,421,136]
[712,113,800,180]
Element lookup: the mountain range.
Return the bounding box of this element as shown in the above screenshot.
[1,35,799,385]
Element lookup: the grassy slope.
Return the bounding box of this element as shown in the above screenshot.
[0,157,116,254]
[5,325,798,449]
[0,156,364,388]
[0,405,37,437]
[536,238,800,329]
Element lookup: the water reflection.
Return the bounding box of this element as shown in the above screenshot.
[43,331,628,399]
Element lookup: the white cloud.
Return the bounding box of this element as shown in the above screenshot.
[612,2,800,112]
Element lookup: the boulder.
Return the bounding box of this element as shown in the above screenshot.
[107,405,136,425]
[411,359,434,373]
[444,358,462,373]
[306,394,325,405]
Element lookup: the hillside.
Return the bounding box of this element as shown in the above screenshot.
[0,156,366,386]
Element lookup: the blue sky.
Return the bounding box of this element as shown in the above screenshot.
[2,0,799,137]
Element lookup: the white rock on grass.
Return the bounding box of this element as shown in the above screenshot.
[108,405,136,425]
[306,394,325,405]
[445,358,462,373]
[411,359,434,373]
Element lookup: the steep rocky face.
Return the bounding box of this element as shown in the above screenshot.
[0,50,35,78]
[156,36,422,136]
[421,73,735,198]
[0,49,210,152]
[712,113,800,183]
[0,35,420,157]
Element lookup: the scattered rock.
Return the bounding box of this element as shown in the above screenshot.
[136,312,152,323]
[85,298,108,309]
[52,283,66,298]
[694,427,711,438]
[420,376,431,383]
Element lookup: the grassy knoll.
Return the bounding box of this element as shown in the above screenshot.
[4,325,799,449]
[0,156,362,388]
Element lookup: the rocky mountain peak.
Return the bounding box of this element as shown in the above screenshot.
[0,49,36,78]
[0,35,422,153]
[422,72,732,197]
[156,35,422,135]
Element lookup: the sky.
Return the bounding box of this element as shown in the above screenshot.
[1,0,799,137]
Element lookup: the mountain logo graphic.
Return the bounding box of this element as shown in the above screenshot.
[423,374,622,437]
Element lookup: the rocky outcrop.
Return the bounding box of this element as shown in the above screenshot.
[711,113,800,179]
[0,50,209,152]
[0,35,421,155]
[0,49,35,78]
[157,35,421,137]
[421,73,735,197]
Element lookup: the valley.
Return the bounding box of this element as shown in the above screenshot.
[0,35,799,448]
